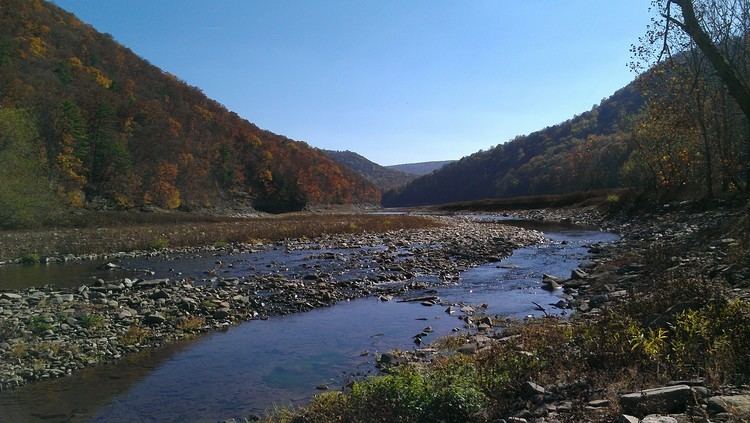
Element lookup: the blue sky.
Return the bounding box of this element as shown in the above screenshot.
[52,1,652,165]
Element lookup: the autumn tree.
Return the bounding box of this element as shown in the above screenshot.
[52,100,88,205]
[632,0,750,196]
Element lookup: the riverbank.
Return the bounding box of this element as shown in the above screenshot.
[0,216,543,392]
[264,201,750,423]
[0,213,439,264]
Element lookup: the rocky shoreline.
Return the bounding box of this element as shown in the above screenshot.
[376,202,750,423]
[0,216,543,392]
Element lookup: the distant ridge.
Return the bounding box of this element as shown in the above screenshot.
[383,84,643,207]
[321,150,415,192]
[387,161,455,176]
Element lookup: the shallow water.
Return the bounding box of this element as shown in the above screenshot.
[0,245,394,291]
[0,218,618,423]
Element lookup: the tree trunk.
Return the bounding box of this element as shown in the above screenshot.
[671,0,750,123]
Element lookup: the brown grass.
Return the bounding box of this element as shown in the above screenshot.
[0,213,440,261]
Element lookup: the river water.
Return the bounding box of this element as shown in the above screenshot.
[0,218,618,423]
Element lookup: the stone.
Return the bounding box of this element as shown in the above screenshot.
[571,268,588,280]
[53,294,74,303]
[587,399,610,408]
[641,416,678,423]
[117,310,133,320]
[620,385,692,417]
[212,309,231,320]
[142,313,166,325]
[616,415,639,423]
[0,293,22,300]
[149,290,170,300]
[457,343,478,355]
[377,352,403,366]
[521,381,546,398]
[706,395,750,416]
[542,274,563,290]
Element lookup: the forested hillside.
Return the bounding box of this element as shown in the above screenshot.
[321,150,415,192]
[383,85,643,207]
[0,0,379,220]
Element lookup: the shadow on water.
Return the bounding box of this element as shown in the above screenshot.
[0,218,619,423]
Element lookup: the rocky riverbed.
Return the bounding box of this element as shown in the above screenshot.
[375,202,750,423]
[0,216,543,392]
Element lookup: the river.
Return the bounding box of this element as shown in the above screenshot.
[0,217,618,422]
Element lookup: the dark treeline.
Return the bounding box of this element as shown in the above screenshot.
[0,0,379,226]
[386,0,750,207]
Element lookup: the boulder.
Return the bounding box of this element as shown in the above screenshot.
[706,395,750,417]
[542,274,563,290]
[620,385,692,417]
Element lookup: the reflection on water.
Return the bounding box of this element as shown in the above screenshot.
[0,219,618,423]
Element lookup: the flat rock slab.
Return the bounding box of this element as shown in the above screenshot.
[707,395,750,417]
[641,415,678,423]
[620,385,692,417]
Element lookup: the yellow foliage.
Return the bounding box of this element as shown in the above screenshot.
[92,70,113,88]
[168,118,182,137]
[193,105,214,122]
[28,37,47,58]
[149,162,181,209]
[113,193,133,209]
[68,57,83,68]
[66,57,112,88]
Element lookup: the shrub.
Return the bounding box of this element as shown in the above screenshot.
[27,316,52,335]
[19,253,40,264]
[79,313,105,330]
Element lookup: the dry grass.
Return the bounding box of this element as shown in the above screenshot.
[118,326,151,346]
[0,213,440,261]
[434,189,634,212]
[175,316,206,332]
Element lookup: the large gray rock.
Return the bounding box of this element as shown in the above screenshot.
[542,274,563,290]
[641,416,678,423]
[0,293,22,300]
[706,395,750,417]
[619,385,692,417]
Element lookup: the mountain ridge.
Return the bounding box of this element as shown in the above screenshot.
[320,149,415,192]
[383,83,644,207]
[387,160,455,176]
